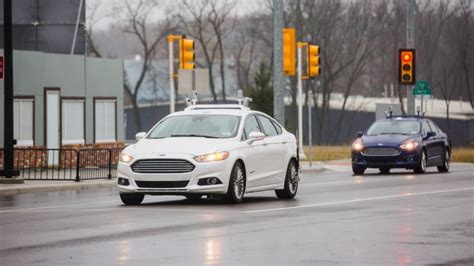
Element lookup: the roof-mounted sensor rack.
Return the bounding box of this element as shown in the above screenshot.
[184,89,252,111]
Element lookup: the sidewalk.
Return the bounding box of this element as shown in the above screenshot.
[0,179,117,196]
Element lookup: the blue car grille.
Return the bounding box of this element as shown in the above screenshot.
[131,159,195,173]
[362,147,400,156]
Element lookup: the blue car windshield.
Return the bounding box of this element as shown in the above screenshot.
[147,115,241,139]
[366,120,420,136]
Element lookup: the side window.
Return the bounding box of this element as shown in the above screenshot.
[243,116,262,140]
[422,120,431,136]
[271,120,282,134]
[428,121,440,134]
[258,115,278,137]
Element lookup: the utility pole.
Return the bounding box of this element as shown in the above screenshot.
[297,42,305,159]
[273,0,285,124]
[406,0,416,115]
[0,0,21,182]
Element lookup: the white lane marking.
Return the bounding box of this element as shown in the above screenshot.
[244,187,474,213]
[0,200,117,214]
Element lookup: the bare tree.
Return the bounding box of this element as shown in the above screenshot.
[116,0,174,131]
[177,0,235,102]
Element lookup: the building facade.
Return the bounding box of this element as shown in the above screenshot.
[0,50,124,150]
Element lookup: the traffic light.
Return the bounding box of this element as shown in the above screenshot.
[399,48,416,85]
[308,44,320,78]
[283,28,296,76]
[180,38,195,70]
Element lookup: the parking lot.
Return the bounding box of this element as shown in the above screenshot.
[0,164,473,265]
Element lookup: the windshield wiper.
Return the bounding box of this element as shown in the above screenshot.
[170,134,220,139]
[380,132,410,135]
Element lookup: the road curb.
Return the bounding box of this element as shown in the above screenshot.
[301,167,327,175]
[0,180,117,196]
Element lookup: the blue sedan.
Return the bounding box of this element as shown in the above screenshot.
[351,116,451,175]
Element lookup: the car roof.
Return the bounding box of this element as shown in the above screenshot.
[381,116,426,122]
[169,104,254,117]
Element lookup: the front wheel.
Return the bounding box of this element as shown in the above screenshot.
[275,160,298,199]
[414,150,427,174]
[225,162,246,204]
[437,149,450,173]
[352,165,366,175]
[120,193,144,205]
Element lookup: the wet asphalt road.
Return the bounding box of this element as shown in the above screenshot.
[0,164,473,266]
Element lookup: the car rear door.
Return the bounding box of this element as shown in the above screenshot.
[257,114,286,185]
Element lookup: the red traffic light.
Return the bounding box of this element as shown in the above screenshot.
[402,52,412,62]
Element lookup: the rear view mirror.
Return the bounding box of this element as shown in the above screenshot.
[135,132,147,141]
[356,131,364,138]
[247,131,265,145]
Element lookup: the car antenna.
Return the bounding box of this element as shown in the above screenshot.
[236,89,252,107]
[385,106,393,119]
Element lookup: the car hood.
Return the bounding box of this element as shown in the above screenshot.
[361,134,419,146]
[125,137,233,156]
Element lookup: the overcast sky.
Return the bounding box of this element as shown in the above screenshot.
[87,0,266,30]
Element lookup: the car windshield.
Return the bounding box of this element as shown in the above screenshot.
[366,120,420,136]
[147,114,240,139]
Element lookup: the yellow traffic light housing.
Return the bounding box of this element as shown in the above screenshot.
[308,44,320,78]
[180,38,195,70]
[399,48,416,85]
[283,28,296,76]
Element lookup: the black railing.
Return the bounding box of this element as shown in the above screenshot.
[0,147,124,181]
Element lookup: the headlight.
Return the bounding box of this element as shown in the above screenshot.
[400,141,419,151]
[352,139,364,152]
[194,151,229,162]
[119,153,134,163]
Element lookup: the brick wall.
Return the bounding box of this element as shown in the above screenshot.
[0,142,125,169]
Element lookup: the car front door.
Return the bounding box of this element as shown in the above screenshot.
[241,115,267,190]
[422,120,438,166]
[428,120,445,164]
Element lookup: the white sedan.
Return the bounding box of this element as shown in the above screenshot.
[117,104,299,204]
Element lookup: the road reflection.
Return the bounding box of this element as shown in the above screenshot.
[397,225,414,265]
[204,228,222,266]
[117,240,131,265]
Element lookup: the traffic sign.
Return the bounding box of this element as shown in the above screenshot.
[413,80,431,95]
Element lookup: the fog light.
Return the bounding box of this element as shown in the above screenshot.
[118,177,130,186]
[198,177,222,186]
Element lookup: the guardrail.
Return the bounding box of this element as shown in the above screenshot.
[0,147,124,181]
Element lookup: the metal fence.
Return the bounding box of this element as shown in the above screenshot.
[0,147,123,181]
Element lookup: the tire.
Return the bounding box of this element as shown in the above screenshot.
[414,150,427,174]
[437,149,450,173]
[275,160,299,199]
[184,194,203,201]
[352,165,366,175]
[225,162,246,204]
[120,193,144,205]
[379,167,390,174]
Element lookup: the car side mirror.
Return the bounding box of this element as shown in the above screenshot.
[247,131,265,145]
[135,132,147,141]
[426,131,436,139]
[356,131,364,138]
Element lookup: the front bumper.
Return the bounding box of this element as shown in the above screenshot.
[352,147,421,169]
[117,155,233,195]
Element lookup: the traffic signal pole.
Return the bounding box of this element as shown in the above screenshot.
[168,35,175,114]
[297,43,305,159]
[406,0,416,115]
[0,0,21,181]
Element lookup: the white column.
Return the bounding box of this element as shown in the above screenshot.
[169,37,175,113]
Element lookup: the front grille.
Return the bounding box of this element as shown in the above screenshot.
[135,180,189,188]
[362,147,400,156]
[131,159,195,173]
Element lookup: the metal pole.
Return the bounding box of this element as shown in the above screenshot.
[168,36,175,113]
[70,0,84,55]
[406,0,416,115]
[297,43,304,159]
[273,0,285,124]
[308,92,313,167]
[0,0,20,180]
